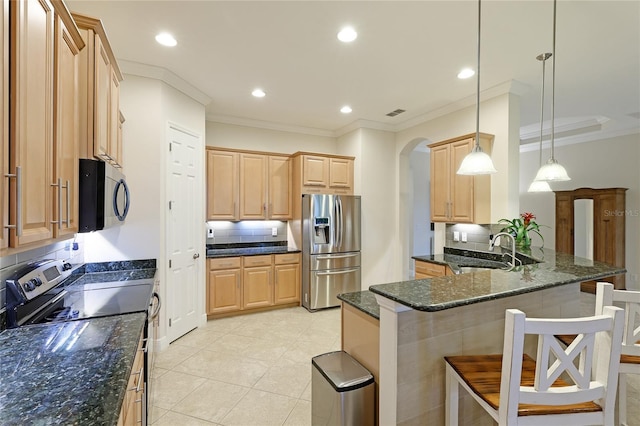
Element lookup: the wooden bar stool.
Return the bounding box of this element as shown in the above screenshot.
[556,282,640,426]
[445,306,625,425]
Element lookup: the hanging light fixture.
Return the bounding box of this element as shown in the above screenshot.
[457,0,497,175]
[528,53,552,193]
[534,0,570,182]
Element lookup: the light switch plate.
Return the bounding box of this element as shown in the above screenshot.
[453,231,460,242]
[272,227,278,237]
[461,232,467,242]
[207,228,214,238]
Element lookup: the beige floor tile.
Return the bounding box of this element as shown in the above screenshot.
[206,333,261,353]
[253,362,311,398]
[171,379,250,423]
[203,315,250,334]
[155,343,201,370]
[281,339,339,365]
[149,405,168,424]
[174,349,271,387]
[300,382,312,401]
[151,370,207,410]
[220,389,297,426]
[172,328,225,349]
[283,399,311,426]
[153,410,220,426]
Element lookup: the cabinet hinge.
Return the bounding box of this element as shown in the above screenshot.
[169,142,172,152]
[169,201,172,210]
[169,318,172,327]
[169,259,172,268]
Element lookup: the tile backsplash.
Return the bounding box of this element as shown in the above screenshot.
[445,223,506,252]
[206,221,288,245]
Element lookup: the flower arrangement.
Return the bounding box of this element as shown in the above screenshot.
[498,212,545,248]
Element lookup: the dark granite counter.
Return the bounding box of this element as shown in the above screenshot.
[371,247,625,312]
[338,290,380,319]
[0,313,146,425]
[207,244,301,258]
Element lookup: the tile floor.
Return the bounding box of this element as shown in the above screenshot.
[149,293,639,426]
[149,306,341,425]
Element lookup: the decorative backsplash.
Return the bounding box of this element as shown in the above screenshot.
[445,223,506,252]
[205,221,288,245]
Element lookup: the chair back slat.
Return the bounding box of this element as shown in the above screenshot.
[596,283,640,357]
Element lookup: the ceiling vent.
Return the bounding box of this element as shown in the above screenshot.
[386,109,406,117]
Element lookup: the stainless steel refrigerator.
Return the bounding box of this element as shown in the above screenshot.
[302,194,361,311]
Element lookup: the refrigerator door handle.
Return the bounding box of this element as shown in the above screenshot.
[316,253,359,260]
[315,268,360,276]
[337,196,343,248]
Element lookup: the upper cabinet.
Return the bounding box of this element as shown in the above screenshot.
[72,12,123,168]
[0,0,7,249]
[6,0,84,248]
[292,152,355,195]
[206,148,292,221]
[428,133,493,224]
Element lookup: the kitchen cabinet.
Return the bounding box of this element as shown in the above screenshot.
[207,148,292,221]
[555,187,627,290]
[274,253,300,305]
[73,12,123,168]
[118,331,145,426]
[207,149,239,220]
[207,257,242,314]
[242,255,272,309]
[0,0,7,249]
[428,133,492,224]
[7,0,84,247]
[292,152,355,195]
[414,260,452,279]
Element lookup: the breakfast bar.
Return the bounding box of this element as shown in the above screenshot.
[339,248,626,425]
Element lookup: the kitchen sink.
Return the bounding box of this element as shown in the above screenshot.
[458,266,501,274]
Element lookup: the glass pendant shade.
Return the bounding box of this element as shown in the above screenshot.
[534,158,571,181]
[457,145,497,175]
[527,179,552,192]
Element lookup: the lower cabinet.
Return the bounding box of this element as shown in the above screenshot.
[207,253,301,316]
[414,260,451,279]
[118,331,144,426]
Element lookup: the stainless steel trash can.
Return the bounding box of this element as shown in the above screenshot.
[311,350,375,426]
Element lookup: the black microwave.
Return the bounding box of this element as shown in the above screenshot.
[78,159,131,232]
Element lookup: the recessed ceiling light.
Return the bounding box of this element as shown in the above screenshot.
[340,106,352,114]
[252,89,266,98]
[155,32,177,47]
[337,27,357,43]
[457,68,475,79]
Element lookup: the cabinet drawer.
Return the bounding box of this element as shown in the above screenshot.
[415,261,446,277]
[243,255,272,267]
[209,257,241,270]
[274,253,301,265]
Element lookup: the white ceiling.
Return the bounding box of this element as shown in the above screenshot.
[66,1,640,142]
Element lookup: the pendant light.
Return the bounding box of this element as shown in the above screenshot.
[528,53,552,192]
[457,0,497,175]
[534,0,570,182]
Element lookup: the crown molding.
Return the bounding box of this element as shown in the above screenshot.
[119,60,212,106]
[334,119,395,138]
[519,124,639,153]
[206,114,335,138]
[519,116,608,144]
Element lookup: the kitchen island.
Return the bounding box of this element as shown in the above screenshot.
[339,247,626,425]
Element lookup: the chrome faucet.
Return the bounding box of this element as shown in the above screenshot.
[489,232,521,268]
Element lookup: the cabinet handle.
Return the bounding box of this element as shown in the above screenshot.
[129,367,144,393]
[65,180,70,226]
[5,167,23,236]
[51,179,62,228]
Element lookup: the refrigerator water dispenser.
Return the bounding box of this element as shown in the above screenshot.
[313,217,330,244]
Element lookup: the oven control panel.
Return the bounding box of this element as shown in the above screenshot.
[9,259,72,301]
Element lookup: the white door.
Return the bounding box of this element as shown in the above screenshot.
[166,124,202,342]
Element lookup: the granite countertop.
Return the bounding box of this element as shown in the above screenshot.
[0,313,146,425]
[207,245,301,258]
[338,290,380,319]
[352,248,625,316]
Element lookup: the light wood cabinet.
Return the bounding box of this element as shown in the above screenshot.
[118,331,145,426]
[73,12,123,167]
[207,257,242,314]
[207,149,239,220]
[0,0,8,250]
[207,148,292,221]
[414,260,452,279]
[428,133,492,224]
[293,153,355,195]
[243,255,273,309]
[274,253,300,305]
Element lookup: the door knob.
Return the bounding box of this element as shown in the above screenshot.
[193,253,200,259]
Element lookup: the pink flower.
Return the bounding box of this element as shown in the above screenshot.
[521,212,536,227]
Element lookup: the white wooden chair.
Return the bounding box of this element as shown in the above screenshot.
[445,305,625,425]
[557,282,640,425]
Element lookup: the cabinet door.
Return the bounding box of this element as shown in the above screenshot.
[207,150,238,220]
[239,153,267,220]
[10,0,55,246]
[429,144,450,222]
[555,194,574,254]
[329,157,353,193]
[274,263,300,305]
[108,67,120,166]
[268,155,292,219]
[302,155,328,188]
[449,138,474,223]
[116,111,124,169]
[93,33,110,160]
[52,14,80,238]
[243,266,272,309]
[0,0,7,249]
[207,269,241,314]
[415,260,446,278]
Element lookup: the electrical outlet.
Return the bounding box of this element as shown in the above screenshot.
[453,231,460,242]
[207,228,214,238]
[271,227,278,237]
[461,232,467,242]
